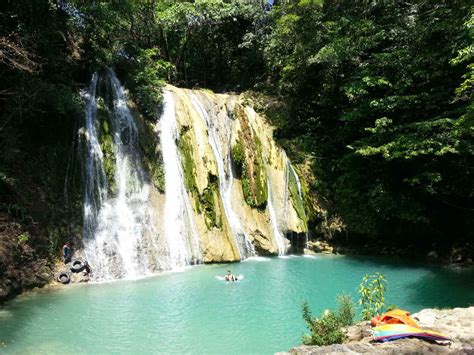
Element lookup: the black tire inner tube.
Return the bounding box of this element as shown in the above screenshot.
[58,272,70,284]
[70,259,85,273]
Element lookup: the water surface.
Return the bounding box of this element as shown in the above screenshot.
[1,255,473,354]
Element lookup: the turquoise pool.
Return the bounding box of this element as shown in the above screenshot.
[1,255,473,354]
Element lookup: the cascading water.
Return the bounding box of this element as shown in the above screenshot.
[159,91,202,268]
[267,180,287,255]
[189,93,255,259]
[82,69,157,280]
[284,155,309,248]
[81,73,107,246]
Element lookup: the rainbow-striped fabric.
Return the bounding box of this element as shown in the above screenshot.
[373,324,451,342]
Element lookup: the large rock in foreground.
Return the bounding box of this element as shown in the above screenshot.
[283,307,474,354]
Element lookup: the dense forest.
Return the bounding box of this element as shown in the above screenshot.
[1,0,473,271]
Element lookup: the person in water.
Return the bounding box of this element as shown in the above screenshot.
[225,270,237,282]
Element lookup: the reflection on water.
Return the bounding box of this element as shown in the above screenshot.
[1,256,473,354]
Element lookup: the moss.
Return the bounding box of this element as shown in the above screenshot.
[178,128,198,193]
[178,129,221,230]
[231,142,244,178]
[97,97,117,195]
[254,137,268,207]
[199,178,222,230]
[131,101,166,193]
[288,165,308,229]
[231,104,268,209]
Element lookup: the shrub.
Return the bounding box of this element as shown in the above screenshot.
[335,294,355,326]
[358,272,387,320]
[17,232,29,244]
[301,295,355,346]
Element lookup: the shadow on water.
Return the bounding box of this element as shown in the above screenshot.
[404,266,474,310]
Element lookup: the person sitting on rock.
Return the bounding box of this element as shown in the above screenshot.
[225,270,237,282]
[62,242,72,264]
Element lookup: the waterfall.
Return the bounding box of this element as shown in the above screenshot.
[189,93,255,259]
[284,156,309,248]
[267,180,287,255]
[82,69,157,281]
[81,72,108,251]
[159,91,202,268]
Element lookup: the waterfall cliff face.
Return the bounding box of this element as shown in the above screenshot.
[81,70,158,280]
[80,74,308,280]
[159,92,201,268]
[169,87,307,260]
[189,93,255,260]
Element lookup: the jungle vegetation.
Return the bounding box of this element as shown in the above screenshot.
[1,0,472,255]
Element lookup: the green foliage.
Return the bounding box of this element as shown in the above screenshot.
[358,272,387,320]
[47,227,61,258]
[263,1,473,241]
[1,0,83,264]
[301,294,354,346]
[131,49,173,120]
[335,294,355,327]
[17,232,30,245]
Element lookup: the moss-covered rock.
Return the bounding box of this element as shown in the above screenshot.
[288,165,307,226]
[126,97,165,193]
[97,97,117,196]
[232,104,268,209]
[178,127,198,193]
[178,127,221,230]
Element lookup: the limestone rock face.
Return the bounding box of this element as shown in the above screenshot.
[162,86,308,261]
[306,240,334,254]
[413,307,474,345]
[283,307,474,354]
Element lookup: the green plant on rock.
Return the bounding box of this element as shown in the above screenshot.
[358,272,387,320]
[253,137,268,208]
[231,142,245,178]
[178,129,198,193]
[288,164,307,226]
[148,157,166,193]
[131,49,173,121]
[198,180,222,230]
[178,129,221,230]
[231,138,267,209]
[47,227,60,257]
[301,294,355,346]
[97,97,117,195]
[17,232,30,245]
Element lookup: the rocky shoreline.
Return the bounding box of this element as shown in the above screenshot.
[282,307,474,354]
[304,238,474,267]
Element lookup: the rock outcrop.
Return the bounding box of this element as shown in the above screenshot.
[306,240,334,254]
[0,213,53,302]
[284,307,474,354]
[166,86,308,260]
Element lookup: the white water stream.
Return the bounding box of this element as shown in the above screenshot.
[267,180,287,255]
[159,91,201,268]
[189,93,255,259]
[285,155,308,247]
[82,69,157,280]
